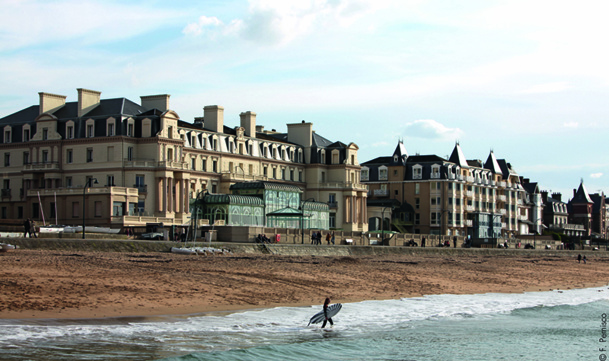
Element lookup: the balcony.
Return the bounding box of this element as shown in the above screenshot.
[123,159,157,168]
[498,181,507,187]
[466,205,475,212]
[498,195,507,202]
[134,184,148,193]
[373,189,388,197]
[465,219,473,226]
[499,209,507,215]
[465,190,474,198]
[327,202,338,208]
[158,160,189,170]
[430,173,440,179]
[1,189,10,198]
[465,176,474,182]
[320,182,368,192]
[23,161,60,171]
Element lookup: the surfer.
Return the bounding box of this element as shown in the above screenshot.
[321,297,334,328]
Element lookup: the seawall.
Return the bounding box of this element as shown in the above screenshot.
[3,238,608,258]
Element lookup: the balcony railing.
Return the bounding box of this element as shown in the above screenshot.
[465,219,473,226]
[430,173,440,179]
[1,189,10,198]
[23,162,60,171]
[134,184,147,193]
[373,189,388,197]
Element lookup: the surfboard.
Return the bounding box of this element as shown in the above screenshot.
[308,303,342,326]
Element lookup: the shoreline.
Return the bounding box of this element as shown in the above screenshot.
[2,249,608,320]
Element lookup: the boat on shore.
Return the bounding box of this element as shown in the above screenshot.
[38,225,121,234]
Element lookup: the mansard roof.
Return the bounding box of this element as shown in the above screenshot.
[0,98,148,125]
[390,141,408,166]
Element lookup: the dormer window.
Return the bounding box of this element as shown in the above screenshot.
[431,165,440,179]
[107,123,114,136]
[379,166,388,181]
[66,125,74,139]
[413,164,423,180]
[23,128,30,142]
[361,167,369,181]
[87,124,94,138]
[4,128,11,143]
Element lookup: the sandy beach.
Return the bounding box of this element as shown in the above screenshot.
[1,249,608,319]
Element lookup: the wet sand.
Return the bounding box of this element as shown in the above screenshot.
[1,249,608,319]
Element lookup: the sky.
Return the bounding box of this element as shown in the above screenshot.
[1,0,608,200]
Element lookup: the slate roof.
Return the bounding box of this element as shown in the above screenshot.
[448,143,468,167]
[572,181,594,204]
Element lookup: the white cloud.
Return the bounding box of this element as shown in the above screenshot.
[590,173,603,179]
[563,122,579,129]
[403,119,464,140]
[183,16,223,36]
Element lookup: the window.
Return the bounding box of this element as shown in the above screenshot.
[281,168,286,180]
[290,169,294,181]
[23,128,30,141]
[299,170,303,182]
[413,165,422,179]
[66,149,73,164]
[191,158,196,170]
[415,213,420,225]
[66,177,72,188]
[415,183,420,195]
[87,124,94,138]
[95,201,102,217]
[431,165,440,179]
[272,167,277,179]
[49,202,56,219]
[127,147,133,161]
[4,130,11,143]
[212,160,217,172]
[42,150,49,164]
[202,158,207,171]
[329,193,336,204]
[42,128,48,140]
[415,198,420,209]
[86,148,93,162]
[329,213,336,228]
[107,175,115,186]
[128,123,134,137]
[113,202,124,216]
[361,168,369,181]
[67,125,74,139]
[72,202,79,218]
[4,152,9,166]
[107,123,114,136]
[379,167,388,180]
[23,152,29,165]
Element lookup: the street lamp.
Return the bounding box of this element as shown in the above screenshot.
[82,178,98,239]
[300,198,315,244]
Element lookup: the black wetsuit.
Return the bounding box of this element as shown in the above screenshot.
[321,304,333,328]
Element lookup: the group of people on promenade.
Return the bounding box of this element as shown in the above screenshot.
[22,218,37,238]
[311,231,335,245]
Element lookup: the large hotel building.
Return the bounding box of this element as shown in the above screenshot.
[0,88,368,233]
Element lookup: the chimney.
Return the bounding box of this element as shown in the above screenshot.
[287,121,313,147]
[541,191,548,203]
[141,94,170,112]
[38,92,67,115]
[256,125,264,133]
[194,117,204,128]
[203,105,224,133]
[552,192,562,202]
[239,111,256,138]
[77,88,101,117]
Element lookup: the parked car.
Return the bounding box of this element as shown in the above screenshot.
[524,243,535,249]
[141,232,163,240]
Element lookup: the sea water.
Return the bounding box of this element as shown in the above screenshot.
[1,286,608,361]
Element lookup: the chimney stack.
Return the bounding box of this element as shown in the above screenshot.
[141,94,170,112]
[77,88,101,117]
[239,111,256,138]
[203,105,224,133]
[38,92,67,115]
[552,192,562,202]
[541,191,548,203]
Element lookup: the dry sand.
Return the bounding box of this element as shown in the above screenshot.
[1,249,608,319]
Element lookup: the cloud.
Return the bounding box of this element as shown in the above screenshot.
[403,119,464,140]
[590,173,603,179]
[182,0,385,46]
[183,16,223,36]
[563,122,578,129]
